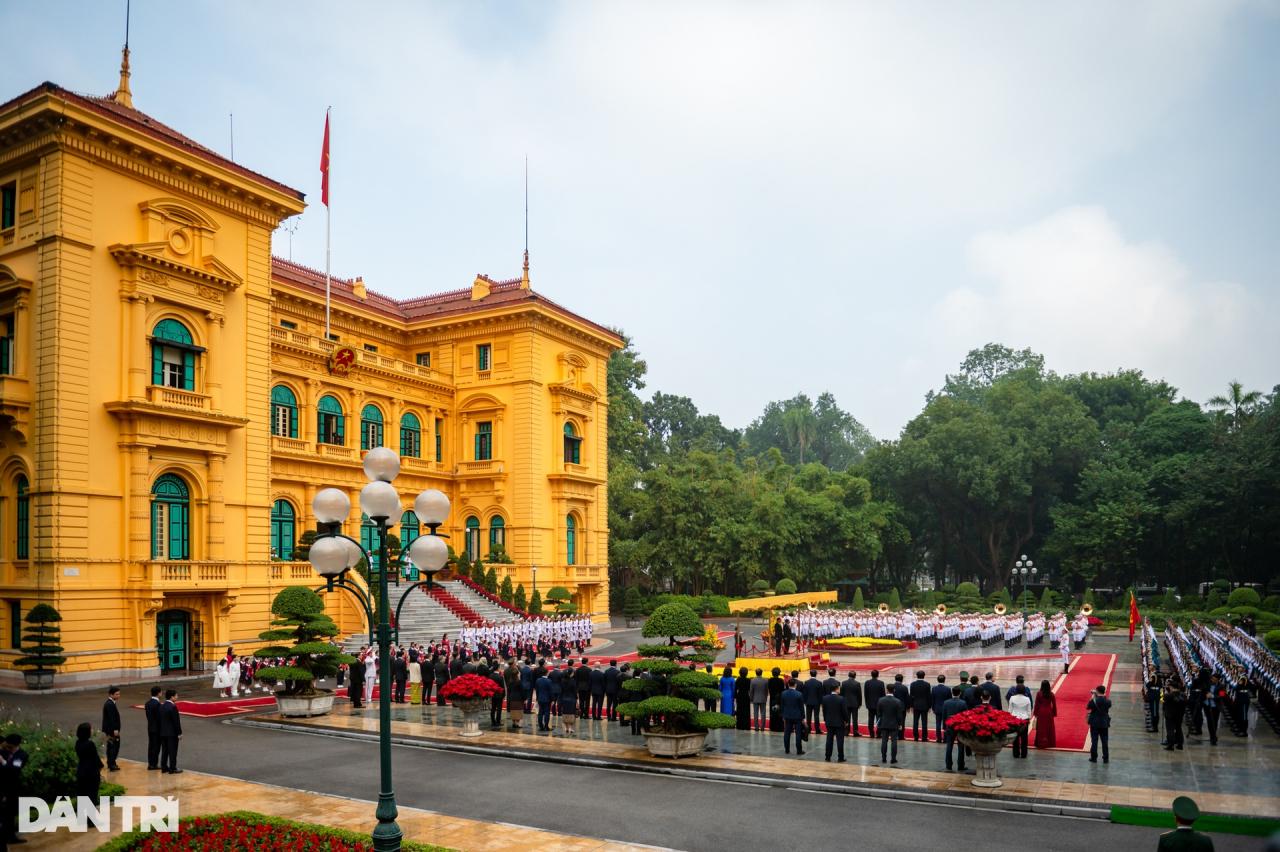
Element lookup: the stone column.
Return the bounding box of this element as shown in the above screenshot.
[207,452,226,559]
[303,379,321,444]
[205,312,225,409]
[128,445,151,561]
[13,294,29,377]
[125,294,152,401]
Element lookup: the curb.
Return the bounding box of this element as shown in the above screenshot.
[232,716,1111,820]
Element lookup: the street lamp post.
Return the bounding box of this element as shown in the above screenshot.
[531,564,537,599]
[308,447,451,852]
[1014,554,1037,615]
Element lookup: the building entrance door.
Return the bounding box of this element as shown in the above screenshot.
[156,611,189,672]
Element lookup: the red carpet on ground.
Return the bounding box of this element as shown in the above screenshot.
[1036,652,1116,751]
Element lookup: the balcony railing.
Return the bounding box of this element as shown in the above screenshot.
[272,436,311,454]
[270,327,441,383]
[400,456,440,474]
[147,385,211,410]
[457,459,502,475]
[144,561,232,587]
[318,443,355,460]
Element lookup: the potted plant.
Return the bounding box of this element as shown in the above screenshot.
[439,673,502,737]
[944,704,1025,787]
[254,586,354,717]
[617,602,735,758]
[14,603,66,690]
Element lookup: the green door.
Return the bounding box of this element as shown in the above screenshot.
[157,612,188,672]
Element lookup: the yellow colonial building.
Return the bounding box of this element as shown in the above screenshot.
[0,67,617,685]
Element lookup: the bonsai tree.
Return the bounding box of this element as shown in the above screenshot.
[852,586,865,609]
[254,586,354,697]
[617,603,734,736]
[954,582,982,610]
[499,574,514,605]
[514,583,528,612]
[14,603,66,685]
[1228,587,1262,609]
[774,577,798,596]
[545,586,572,612]
[487,544,515,565]
[529,589,543,616]
[623,587,644,624]
[293,529,318,561]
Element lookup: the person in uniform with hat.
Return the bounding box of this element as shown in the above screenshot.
[1158,796,1213,850]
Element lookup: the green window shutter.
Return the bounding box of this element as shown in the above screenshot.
[436,433,442,462]
[289,405,298,438]
[151,503,163,559]
[474,432,481,459]
[151,345,163,385]
[168,503,186,559]
[182,351,195,390]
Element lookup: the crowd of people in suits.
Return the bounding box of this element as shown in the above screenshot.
[723,665,1062,770]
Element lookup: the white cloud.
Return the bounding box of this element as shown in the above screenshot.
[930,205,1275,406]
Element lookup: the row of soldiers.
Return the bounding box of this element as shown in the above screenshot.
[456,615,593,656]
[777,609,1090,648]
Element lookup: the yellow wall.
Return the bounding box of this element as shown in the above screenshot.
[0,82,616,685]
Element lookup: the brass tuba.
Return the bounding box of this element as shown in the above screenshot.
[1080,603,1094,616]
[994,603,1007,615]
[935,603,947,615]
[877,602,891,614]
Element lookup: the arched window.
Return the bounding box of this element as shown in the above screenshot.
[563,422,582,464]
[489,515,505,554]
[400,510,420,546]
[317,395,345,445]
[150,319,200,391]
[400,412,422,458]
[361,404,384,451]
[271,500,296,560]
[565,514,577,566]
[271,385,298,438]
[360,513,380,574]
[15,474,29,560]
[464,516,480,561]
[151,474,190,560]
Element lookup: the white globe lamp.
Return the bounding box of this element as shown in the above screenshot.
[313,488,351,524]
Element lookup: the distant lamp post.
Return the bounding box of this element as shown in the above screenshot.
[308,447,450,852]
[1015,554,1037,614]
[531,564,537,597]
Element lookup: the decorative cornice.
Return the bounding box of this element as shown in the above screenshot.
[110,243,243,294]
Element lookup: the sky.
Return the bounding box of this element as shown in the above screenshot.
[4,1,1278,438]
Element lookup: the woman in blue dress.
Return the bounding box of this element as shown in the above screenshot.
[720,665,736,715]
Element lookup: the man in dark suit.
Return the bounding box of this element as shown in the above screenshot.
[1203,674,1225,746]
[876,687,905,764]
[909,671,931,741]
[589,663,606,720]
[603,660,622,721]
[348,656,366,709]
[941,686,969,771]
[820,682,847,762]
[864,670,885,738]
[159,689,183,774]
[1086,685,1111,763]
[781,616,794,655]
[823,668,841,705]
[1158,796,1214,851]
[102,685,122,771]
[962,675,981,708]
[802,670,825,734]
[930,675,952,742]
[840,670,863,736]
[576,657,593,718]
[392,652,409,702]
[979,672,1003,709]
[780,678,807,756]
[144,685,163,769]
[0,732,30,845]
[535,668,554,731]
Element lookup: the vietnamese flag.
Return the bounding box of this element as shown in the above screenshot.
[1128,591,1140,642]
[320,111,331,207]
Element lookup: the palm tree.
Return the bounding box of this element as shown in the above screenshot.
[1208,381,1262,432]
[782,405,817,464]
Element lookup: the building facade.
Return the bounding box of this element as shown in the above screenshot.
[0,73,616,685]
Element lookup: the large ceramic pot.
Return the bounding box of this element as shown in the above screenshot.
[452,697,490,737]
[23,671,55,690]
[957,734,1009,787]
[276,691,335,718]
[641,731,708,758]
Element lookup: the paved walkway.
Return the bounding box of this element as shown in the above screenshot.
[20,759,666,851]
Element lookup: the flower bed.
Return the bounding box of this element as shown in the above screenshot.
[943,704,1025,741]
[96,811,449,851]
[438,673,501,701]
[813,637,906,652]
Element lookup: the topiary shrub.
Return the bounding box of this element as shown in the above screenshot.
[852,587,865,609]
[1205,589,1222,611]
[514,583,527,612]
[529,589,543,616]
[617,603,734,736]
[1227,587,1262,608]
[293,529,318,562]
[1262,595,1280,614]
[1265,630,1280,653]
[14,603,66,685]
[499,574,514,605]
[623,587,644,623]
[922,590,937,610]
[954,582,981,611]
[888,588,902,610]
[750,579,771,594]
[254,586,354,696]
[774,578,798,596]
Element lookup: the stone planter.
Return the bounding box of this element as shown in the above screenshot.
[23,670,55,690]
[452,697,490,737]
[958,734,1010,787]
[641,731,708,758]
[276,691,335,718]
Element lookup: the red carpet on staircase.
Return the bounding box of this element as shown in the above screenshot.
[427,585,482,624]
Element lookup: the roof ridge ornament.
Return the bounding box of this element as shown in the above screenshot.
[112,0,134,108]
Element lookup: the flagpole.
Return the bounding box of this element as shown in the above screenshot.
[324,107,332,339]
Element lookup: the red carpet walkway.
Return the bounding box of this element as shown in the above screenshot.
[1035,652,1117,751]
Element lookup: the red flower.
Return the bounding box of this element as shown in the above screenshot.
[439,673,502,700]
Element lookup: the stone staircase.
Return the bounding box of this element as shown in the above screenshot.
[340,585,466,653]
[442,580,520,622]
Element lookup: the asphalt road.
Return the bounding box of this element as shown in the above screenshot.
[5,683,1264,852]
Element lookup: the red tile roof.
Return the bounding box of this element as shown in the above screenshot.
[0,82,304,202]
[271,257,622,345]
